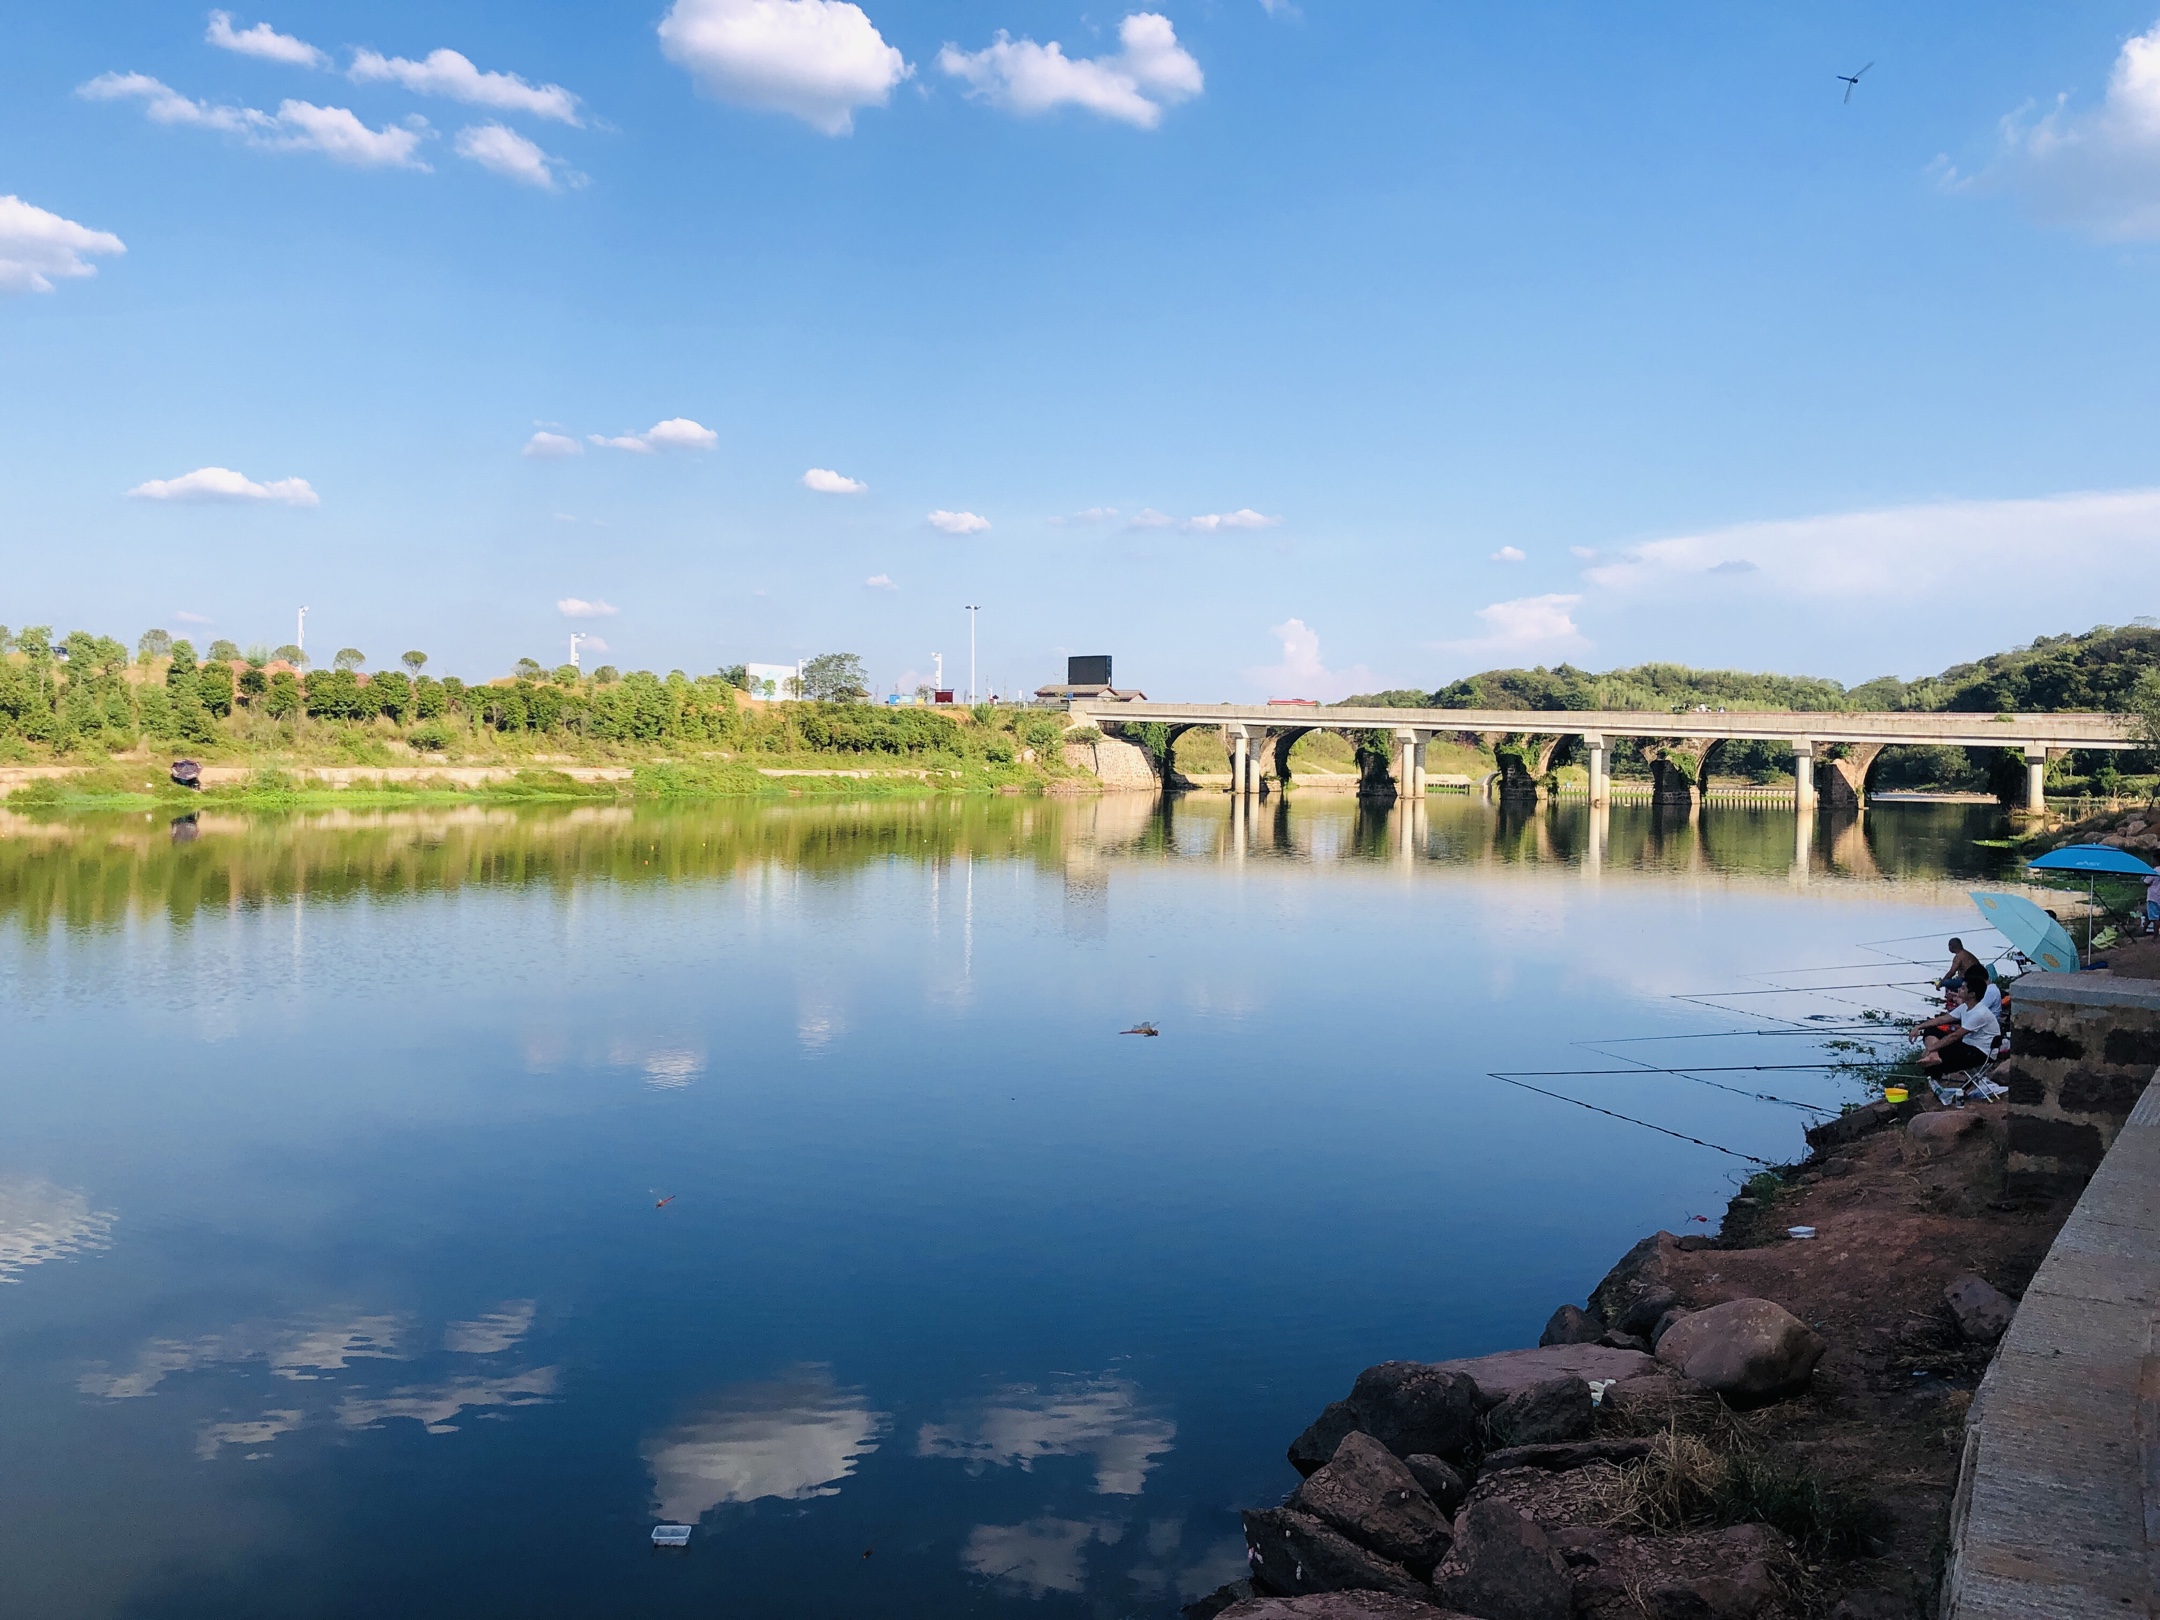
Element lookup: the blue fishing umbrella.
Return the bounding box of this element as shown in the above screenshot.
[2027,845,2156,876]
[1970,891,2082,974]
[2027,844,2154,951]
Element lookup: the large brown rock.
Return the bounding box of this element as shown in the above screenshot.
[1430,1344,1658,1404]
[1431,1498,1571,1620]
[1484,1375,1594,1448]
[1290,1432,1452,1575]
[1480,1437,1651,1473]
[1907,1110,1986,1156]
[1402,1455,1468,1514]
[1290,1363,1481,1475]
[1242,1508,1433,1602]
[1944,1274,2014,1345]
[1589,1232,1676,1327]
[1537,1304,1603,1346]
[1654,1297,1825,1401]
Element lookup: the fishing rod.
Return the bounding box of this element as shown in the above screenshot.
[1484,1072,1777,1166]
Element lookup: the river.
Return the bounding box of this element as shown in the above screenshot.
[0,793,2013,1618]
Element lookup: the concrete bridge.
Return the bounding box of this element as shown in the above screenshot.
[1070,701,2136,813]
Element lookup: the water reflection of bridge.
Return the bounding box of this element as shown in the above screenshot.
[1135,793,1922,888]
[1073,700,2133,814]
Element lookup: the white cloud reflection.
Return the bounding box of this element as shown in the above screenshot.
[964,1516,1123,1596]
[443,1300,537,1354]
[79,1312,406,1399]
[337,1367,560,1434]
[0,1175,116,1283]
[195,1409,305,1460]
[917,1373,1175,1495]
[642,1367,888,1521]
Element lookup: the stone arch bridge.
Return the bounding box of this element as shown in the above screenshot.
[1069,702,2136,813]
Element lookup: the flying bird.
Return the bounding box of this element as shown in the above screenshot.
[1837,62,1872,103]
[653,1193,677,1209]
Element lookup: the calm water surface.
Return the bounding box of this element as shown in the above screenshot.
[0,793,2013,1619]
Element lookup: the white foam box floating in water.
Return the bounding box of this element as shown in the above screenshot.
[651,1524,692,1548]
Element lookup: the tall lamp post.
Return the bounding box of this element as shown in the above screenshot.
[569,632,587,670]
[296,606,308,658]
[965,604,980,704]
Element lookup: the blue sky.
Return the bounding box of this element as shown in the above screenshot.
[6,2,2160,700]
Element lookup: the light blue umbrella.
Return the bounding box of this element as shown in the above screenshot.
[2027,845,2154,950]
[2027,845,2156,876]
[1970,891,2082,974]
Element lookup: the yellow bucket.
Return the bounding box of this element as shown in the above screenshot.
[1884,1086,1909,1104]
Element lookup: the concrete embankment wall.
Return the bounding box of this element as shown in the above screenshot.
[1943,973,2160,1618]
[1997,973,2160,1194]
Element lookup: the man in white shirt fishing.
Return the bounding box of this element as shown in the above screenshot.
[1918,974,2001,1076]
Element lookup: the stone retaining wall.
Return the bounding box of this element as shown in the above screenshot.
[1995,972,2160,1195]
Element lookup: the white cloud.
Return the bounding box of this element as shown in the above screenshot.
[1050,506,1118,525]
[1185,508,1280,532]
[938,12,1202,130]
[524,430,583,458]
[350,47,582,124]
[928,508,989,534]
[1428,594,1590,667]
[802,466,866,493]
[589,417,718,452]
[1128,508,1173,528]
[917,1375,1175,1496]
[574,635,610,655]
[642,1370,888,1520]
[0,195,124,295]
[172,610,212,624]
[128,466,319,506]
[79,74,430,168]
[1491,544,1526,562]
[864,572,897,589]
[964,1518,1123,1598]
[0,1176,116,1284]
[1584,487,2160,601]
[658,0,911,136]
[442,1300,537,1355]
[1244,617,1379,702]
[206,11,328,69]
[1959,19,2160,238]
[556,597,618,618]
[337,1367,558,1435]
[455,123,575,189]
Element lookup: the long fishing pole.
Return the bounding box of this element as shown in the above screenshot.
[1565,1050,1840,1116]
[1485,1073,1776,1166]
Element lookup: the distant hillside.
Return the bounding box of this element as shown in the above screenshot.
[1344,622,2160,716]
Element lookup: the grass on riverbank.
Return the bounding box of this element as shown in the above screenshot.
[3,756,1049,815]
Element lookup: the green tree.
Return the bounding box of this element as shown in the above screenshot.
[591,665,619,685]
[138,628,172,662]
[514,657,544,680]
[552,664,582,686]
[274,643,308,669]
[18,626,53,665]
[264,671,302,719]
[800,653,869,703]
[413,675,447,719]
[369,669,413,721]
[719,663,748,689]
[238,667,268,702]
[401,650,427,676]
[197,662,236,718]
[333,647,366,673]
[207,639,241,662]
[166,640,198,684]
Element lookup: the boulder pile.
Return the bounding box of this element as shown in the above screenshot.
[1189,1232,1832,1620]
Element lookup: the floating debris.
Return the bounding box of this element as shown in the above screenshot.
[652,1524,692,1548]
[1120,1023,1160,1037]
[1786,1225,1818,1240]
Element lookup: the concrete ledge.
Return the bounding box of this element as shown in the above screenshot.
[1944,1076,2160,1618]
[2015,972,2160,1013]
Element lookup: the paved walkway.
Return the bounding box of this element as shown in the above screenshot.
[1945,1062,2160,1617]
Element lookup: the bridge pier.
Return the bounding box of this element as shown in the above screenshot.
[1582,733,1606,807]
[1228,727,1249,798]
[1821,743,1883,810]
[1793,740,1816,810]
[1395,729,1422,799]
[2022,747,2048,815]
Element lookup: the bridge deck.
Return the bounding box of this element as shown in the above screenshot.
[1070,702,2133,749]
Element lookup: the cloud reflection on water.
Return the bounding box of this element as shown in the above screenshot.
[917,1373,1175,1495]
[443,1300,537,1353]
[0,1175,116,1284]
[642,1367,888,1521]
[962,1516,1122,1596]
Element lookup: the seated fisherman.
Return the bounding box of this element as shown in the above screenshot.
[1939,938,1980,990]
[1918,977,2001,1074]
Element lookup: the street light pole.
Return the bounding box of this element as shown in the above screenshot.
[296,606,308,657]
[965,604,980,704]
[569,632,586,670]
